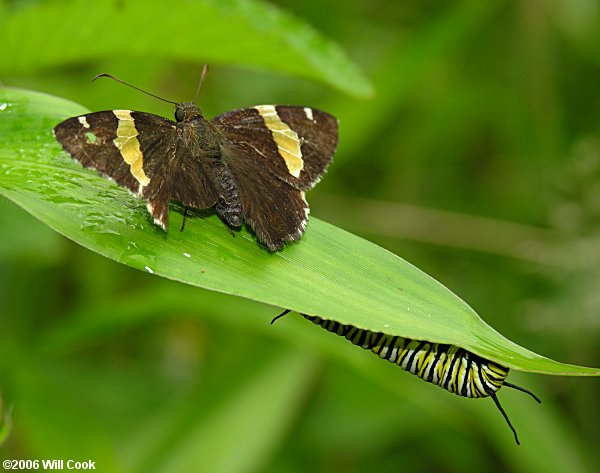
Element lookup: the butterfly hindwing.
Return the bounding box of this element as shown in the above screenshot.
[219,141,309,250]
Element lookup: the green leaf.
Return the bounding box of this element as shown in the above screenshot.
[1,87,598,377]
[125,350,317,473]
[0,0,372,98]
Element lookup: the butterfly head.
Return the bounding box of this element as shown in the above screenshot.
[175,102,203,123]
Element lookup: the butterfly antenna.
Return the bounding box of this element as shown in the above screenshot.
[271,309,291,325]
[92,74,178,105]
[193,64,209,104]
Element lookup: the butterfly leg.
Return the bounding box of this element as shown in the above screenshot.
[180,207,189,232]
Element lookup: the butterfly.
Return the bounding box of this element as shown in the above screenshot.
[53,73,338,251]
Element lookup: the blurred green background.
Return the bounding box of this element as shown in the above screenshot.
[1,0,599,471]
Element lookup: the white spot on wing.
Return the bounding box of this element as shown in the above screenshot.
[78,116,90,128]
[147,201,166,230]
[300,191,309,230]
[304,107,314,121]
[153,217,166,230]
[183,253,191,258]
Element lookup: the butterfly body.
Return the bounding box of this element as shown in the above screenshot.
[54,100,338,250]
[171,102,244,229]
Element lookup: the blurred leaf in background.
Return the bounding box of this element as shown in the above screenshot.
[0,0,599,472]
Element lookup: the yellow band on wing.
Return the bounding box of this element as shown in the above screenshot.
[113,110,151,189]
[255,105,303,178]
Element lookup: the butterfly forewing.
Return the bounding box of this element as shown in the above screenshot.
[54,111,143,194]
[55,110,181,230]
[212,105,338,190]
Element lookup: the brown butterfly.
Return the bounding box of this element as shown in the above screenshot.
[54,71,338,251]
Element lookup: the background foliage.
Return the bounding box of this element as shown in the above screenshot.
[1,0,599,472]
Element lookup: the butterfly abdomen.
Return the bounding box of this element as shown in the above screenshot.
[207,159,243,228]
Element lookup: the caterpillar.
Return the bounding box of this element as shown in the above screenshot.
[272,310,541,445]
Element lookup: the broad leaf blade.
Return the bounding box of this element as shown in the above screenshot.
[0,88,598,376]
[0,0,372,98]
